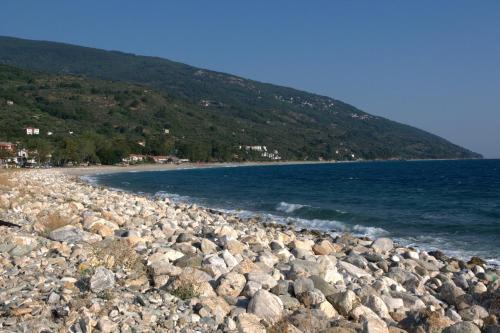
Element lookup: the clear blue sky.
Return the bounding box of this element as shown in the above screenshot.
[2,1,499,157]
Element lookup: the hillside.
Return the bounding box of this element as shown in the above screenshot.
[0,35,481,163]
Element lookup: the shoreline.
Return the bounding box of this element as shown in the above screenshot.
[0,169,498,332]
[58,157,492,177]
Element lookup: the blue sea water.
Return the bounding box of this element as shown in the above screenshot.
[91,160,500,265]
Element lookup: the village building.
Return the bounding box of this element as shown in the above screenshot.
[151,156,168,164]
[122,154,146,164]
[0,142,15,152]
[25,127,40,135]
[6,100,14,106]
[163,129,170,134]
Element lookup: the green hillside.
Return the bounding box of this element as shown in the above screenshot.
[0,36,481,163]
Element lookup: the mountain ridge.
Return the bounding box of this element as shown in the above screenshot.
[0,35,482,162]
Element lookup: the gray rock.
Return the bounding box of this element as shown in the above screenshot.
[439,282,465,306]
[174,254,203,268]
[246,272,277,289]
[310,275,338,297]
[90,266,115,293]
[443,321,481,333]
[293,277,315,296]
[271,280,291,295]
[339,260,370,278]
[279,295,301,311]
[458,304,488,321]
[247,289,283,325]
[49,225,98,243]
[217,272,246,297]
[297,288,326,306]
[327,290,359,316]
[290,259,321,277]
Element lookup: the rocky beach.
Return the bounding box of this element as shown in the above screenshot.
[0,169,499,333]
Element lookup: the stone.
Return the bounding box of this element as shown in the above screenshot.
[339,260,371,278]
[443,321,481,333]
[439,282,465,306]
[198,296,232,324]
[247,289,284,325]
[217,272,246,297]
[290,259,321,277]
[174,254,203,268]
[319,300,339,319]
[244,281,262,298]
[279,295,301,311]
[327,290,359,316]
[271,280,291,295]
[47,292,61,304]
[313,239,337,255]
[363,319,389,333]
[364,294,391,320]
[201,238,218,254]
[236,313,266,333]
[98,317,118,333]
[293,277,315,295]
[247,272,277,289]
[298,288,326,306]
[163,248,185,261]
[49,225,99,243]
[90,266,115,293]
[350,305,380,322]
[310,275,338,296]
[371,238,394,253]
[459,304,489,322]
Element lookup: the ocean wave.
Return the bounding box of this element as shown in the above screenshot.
[154,191,192,203]
[275,201,308,213]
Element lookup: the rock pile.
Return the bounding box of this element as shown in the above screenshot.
[0,170,499,332]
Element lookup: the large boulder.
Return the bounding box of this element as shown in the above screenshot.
[247,289,284,325]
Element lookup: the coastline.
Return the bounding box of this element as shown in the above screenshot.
[0,169,498,332]
[56,157,491,177]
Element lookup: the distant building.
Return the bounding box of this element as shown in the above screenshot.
[25,127,40,135]
[163,129,170,134]
[6,100,14,106]
[137,140,146,147]
[0,142,15,152]
[151,156,168,164]
[47,131,53,136]
[122,154,146,164]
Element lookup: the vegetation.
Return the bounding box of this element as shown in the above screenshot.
[0,36,482,163]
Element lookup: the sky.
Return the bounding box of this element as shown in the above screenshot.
[1,1,499,157]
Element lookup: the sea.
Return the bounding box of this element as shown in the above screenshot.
[89,159,500,266]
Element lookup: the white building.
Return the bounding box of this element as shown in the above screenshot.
[26,127,40,135]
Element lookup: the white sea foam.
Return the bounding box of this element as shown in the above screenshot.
[275,201,308,213]
[154,191,192,203]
